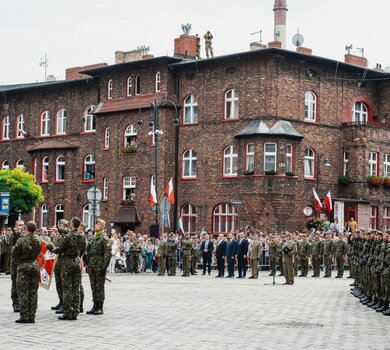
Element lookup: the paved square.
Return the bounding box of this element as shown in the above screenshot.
[0,271,389,350]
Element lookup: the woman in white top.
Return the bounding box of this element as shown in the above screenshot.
[108,232,120,273]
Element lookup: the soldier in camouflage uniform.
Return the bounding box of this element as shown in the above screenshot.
[191,236,199,275]
[382,232,390,315]
[322,234,335,278]
[311,232,323,277]
[298,234,311,277]
[334,234,347,278]
[167,233,178,276]
[12,221,41,323]
[48,217,86,320]
[157,233,168,276]
[11,220,25,312]
[130,237,141,273]
[181,233,193,277]
[268,235,278,276]
[277,236,284,276]
[85,218,111,315]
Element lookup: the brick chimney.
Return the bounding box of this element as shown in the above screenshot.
[115,50,143,64]
[65,63,107,80]
[297,47,312,55]
[344,54,368,68]
[174,34,197,58]
[250,42,267,51]
[374,63,384,72]
[273,0,288,49]
[268,41,282,49]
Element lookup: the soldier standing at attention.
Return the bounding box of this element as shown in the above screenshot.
[130,237,141,273]
[248,233,263,279]
[157,233,168,276]
[298,235,311,277]
[334,234,347,278]
[323,234,335,278]
[268,235,278,276]
[204,31,214,58]
[85,218,111,315]
[12,221,41,323]
[190,236,199,275]
[282,233,297,285]
[167,233,178,276]
[47,217,86,321]
[181,232,193,277]
[11,220,25,313]
[311,232,323,277]
[277,236,284,276]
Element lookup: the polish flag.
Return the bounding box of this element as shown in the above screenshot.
[149,177,157,207]
[164,177,175,205]
[323,191,332,216]
[312,188,323,212]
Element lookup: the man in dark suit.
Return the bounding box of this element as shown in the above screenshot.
[237,231,249,278]
[215,234,227,277]
[225,233,238,278]
[201,234,214,275]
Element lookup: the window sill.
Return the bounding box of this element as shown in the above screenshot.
[304,119,318,124]
[304,176,317,181]
[103,147,110,151]
[222,118,240,122]
[40,181,49,184]
[80,131,97,135]
[181,122,199,127]
[53,181,65,184]
[82,179,95,183]
[222,175,238,179]
[238,174,299,179]
[180,177,197,181]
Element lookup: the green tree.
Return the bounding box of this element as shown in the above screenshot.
[0,168,44,214]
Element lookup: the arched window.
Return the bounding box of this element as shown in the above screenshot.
[41,111,50,136]
[41,204,48,228]
[83,154,95,181]
[108,79,113,100]
[135,75,141,95]
[56,155,65,182]
[182,149,197,178]
[183,95,198,124]
[352,102,368,124]
[155,72,161,92]
[84,105,96,132]
[1,160,9,170]
[304,91,317,122]
[181,204,197,233]
[223,146,238,176]
[41,156,49,182]
[56,109,67,134]
[304,148,315,178]
[124,125,137,150]
[103,177,108,200]
[16,159,24,169]
[127,76,132,97]
[16,114,25,138]
[2,116,10,139]
[55,204,64,224]
[83,204,93,229]
[104,127,110,149]
[213,203,238,233]
[224,89,239,119]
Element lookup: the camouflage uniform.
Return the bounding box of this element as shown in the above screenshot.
[310,237,323,277]
[181,237,193,277]
[334,238,347,277]
[298,239,311,277]
[157,238,168,276]
[277,241,284,275]
[323,237,335,277]
[53,228,67,309]
[167,238,178,276]
[130,240,141,273]
[268,240,278,276]
[11,229,23,310]
[12,233,41,322]
[190,239,198,274]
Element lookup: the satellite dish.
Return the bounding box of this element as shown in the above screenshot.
[46,75,56,81]
[385,66,390,73]
[292,33,304,47]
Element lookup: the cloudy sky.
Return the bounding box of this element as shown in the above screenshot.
[1,0,389,85]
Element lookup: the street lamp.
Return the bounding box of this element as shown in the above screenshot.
[316,154,331,193]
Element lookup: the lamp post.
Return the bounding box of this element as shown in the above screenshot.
[316,154,331,194]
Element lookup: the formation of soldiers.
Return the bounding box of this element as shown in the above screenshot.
[350,230,390,316]
[0,227,13,274]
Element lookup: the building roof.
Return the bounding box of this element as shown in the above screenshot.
[111,206,140,224]
[0,78,93,93]
[27,140,79,152]
[235,119,303,139]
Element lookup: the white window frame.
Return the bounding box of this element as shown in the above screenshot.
[264,143,277,172]
[183,95,198,124]
[384,154,390,177]
[56,109,67,135]
[55,204,64,224]
[368,152,378,176]
[41,111,50,136]
[285,144,293,173]
[104,127,110,149]
[155,72,161,92]
[213,203,238,233]
[124,125,137,148]
[84,105,96,132]
[304,148,315,178]
[103,177,108,200]
[352,102,368,124]
[127,76,132,97]
[2,116,10,139]
[16,114,25,139]
[246,143,255,172]
[223,145,238,177]
[41,156,49,182]
[83,154,95,181]
[41,204,48,229]
[56,155,65,182]
[123,176,136,200]
[304,91,317,122]
[83,204,93,229]
[108,79,113,100]
[16,159,24,169]
[33,158,37,182]
[181,204,197,233]
[182,149,197,178]
[224,89,239,119]
[343,152,349,176]
[1,160,9,170]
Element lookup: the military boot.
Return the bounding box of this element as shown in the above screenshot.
[377,300,389,312]
[373,300,383,310]
[383,305,390,316]
[367,297,377,307]
[86,302,97,315]
[362,296,372,305]
[51,300,63,310]
[55,306,64,314]
[93,301,104,315]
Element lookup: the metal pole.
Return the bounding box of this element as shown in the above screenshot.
[154,101,158,226]
[316,154,320,194]
[173,118,179,234]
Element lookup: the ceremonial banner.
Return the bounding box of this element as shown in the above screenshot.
[37,241,57,289]
[0,192,10,216]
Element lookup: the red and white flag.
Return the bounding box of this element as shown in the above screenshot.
[149,177,157,207]
[37,241,56,290]
[312,188,323,212]
[164,177,175,205]
[323,191,332,216]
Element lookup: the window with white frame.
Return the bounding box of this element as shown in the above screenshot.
[343,152,349,176]
[84,105,96,132]
[123,176,136,200]
[304,148,315,178]
[2,116,10,139]
[41,204,48,228]
[2,160,9,170]
[223,145,238,176]
[285,144,293,173]
[213,203,238,233]
[124,125,137,149]
[41,157,49,182]
[104,127,110,149]
[369,206,378,230]
[41,111,50,136]
[368,152,378,176]
[16,114,25,138]
[55,204,64,223]
[183,95,198,124]
[384,154,390,177]
[182,149,197,178]
[83,154,95,181]
[264,143,277,172]
[246,143,255,172]
[384,207,390,231]
[108,79,113,100]
[352,102,368,124]
[135,75,141,95]
[181,204,197,233]
[33,158,37,182]
[127,76,132,97]
[83,204,93,229]
[224,89,239,119]
[304,91,317,121]
[16,159,24,169]
[56,156,65,182]
[155,72,161,92]
[103,177,108,200]
[56,109,67,134]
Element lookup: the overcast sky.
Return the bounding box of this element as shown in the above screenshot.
[1,0,389,85]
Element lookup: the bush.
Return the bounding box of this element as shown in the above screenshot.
[243,170,255,175]
[285,171,296,177]
[264,170,277,175]
[383,177,390,187]
[367,176,384,186]
[123,145,137,153]
[338,175,350,185]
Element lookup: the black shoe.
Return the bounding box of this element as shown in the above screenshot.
[55,308,64,314]
[29,318,35,323]
[208,272,211,275]
[79,306,84,313]
[349,282,356,286]
[202,272,206,275]
[335,276,342,278]
[225,275,233,278]
[86,302,97,315]
[248,276,254,279]
[278,273,283,276]
[383,307,390,316]
[236,276,243,279]
[92,301,104,315]
[13,306,20,313]
[58,315,75,321]
[51,301,63,310]
[15,318,31,323]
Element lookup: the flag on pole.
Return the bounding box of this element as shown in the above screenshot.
[37,241,56,290]
[323,191,333,216]
[164,177,175,205]
[177,216,184,233]
[149,177,157,207]
[312,188,323,212]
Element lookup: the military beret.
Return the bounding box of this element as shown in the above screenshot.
[96,218,106,225]
[58,219,69,226]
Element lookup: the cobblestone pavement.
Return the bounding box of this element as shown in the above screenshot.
[0,270,389,350]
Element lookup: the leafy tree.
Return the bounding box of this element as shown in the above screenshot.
[0,168,44,214]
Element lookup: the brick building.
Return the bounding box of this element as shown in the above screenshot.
[1,36,390,234]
